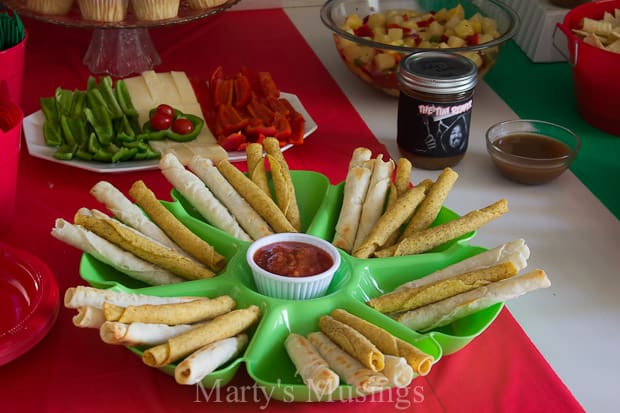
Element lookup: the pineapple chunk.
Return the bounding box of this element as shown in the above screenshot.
[454,20,475,38]
[358,46,376,65]
[342,43,363,63]
[374,53,397,71]
[435,8,448,23]
[367,13,386,29]
[447,4,465,20]
[344,14,363,30]
[447,35,467,48]
[388,27,404,41]
[481,17,497,35]
[428,20,445,37]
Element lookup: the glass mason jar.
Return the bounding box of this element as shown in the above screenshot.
[397,51,478,170]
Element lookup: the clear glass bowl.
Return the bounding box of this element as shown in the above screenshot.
[320,0,519,96]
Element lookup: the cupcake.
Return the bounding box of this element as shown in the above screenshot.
[130,0,180,21]
[78,0,128,22]
[26,0,74,15]
[186,0,228,9]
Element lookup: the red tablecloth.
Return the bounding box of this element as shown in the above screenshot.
[0,9,583,413]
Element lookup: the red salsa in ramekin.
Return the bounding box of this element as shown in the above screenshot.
[253,241,334,277]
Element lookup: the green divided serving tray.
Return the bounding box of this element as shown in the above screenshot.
[79,170,503,401]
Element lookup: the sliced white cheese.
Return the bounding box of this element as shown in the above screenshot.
[156,72,183,107]
[141,70,162,103]
[122,75,156,125]
[171,71,199,106]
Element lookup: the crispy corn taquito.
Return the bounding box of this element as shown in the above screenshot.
[142,305,261,367]
[100,321,195,346]
[284,333,340,397]
[330,309,434,376]
[90,181,180,253]
[246,143,271,196]
[159,153,251,241]
[64,285,200,310]
[368,261,518,314]
[129,180,226,272]
[175,334,248,385]
[74,208,215,280]
[375,199,509,257]
[307,332,389,395]
[318,315,384,372]
[102,295,236,325]
[263,137,301,231]
[397,269,550,331]
[216,159,296,233]
[395,239,530,292]
[348,147,372,169]
[394,158,412,196]
[353,155,395,251]
[352,186,427,259]
[52,218,184,286]
[400,167,458,239]
[189,156,273,240]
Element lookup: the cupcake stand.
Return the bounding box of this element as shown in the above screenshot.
[2,0,241,77]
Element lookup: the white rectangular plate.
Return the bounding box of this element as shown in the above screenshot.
[23,92,318,174]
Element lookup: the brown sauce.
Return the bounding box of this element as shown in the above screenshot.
[491,133,572,185]
[493,133,571,159]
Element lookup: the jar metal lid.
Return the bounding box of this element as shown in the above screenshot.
[398,51,478,94]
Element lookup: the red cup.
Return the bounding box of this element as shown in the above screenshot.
[0,104,23,234]
[0,31,27,106]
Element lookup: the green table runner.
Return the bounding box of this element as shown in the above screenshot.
[485,41,620,220]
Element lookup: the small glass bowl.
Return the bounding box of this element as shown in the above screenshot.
[246,233,341,300]
[485,119,581,185]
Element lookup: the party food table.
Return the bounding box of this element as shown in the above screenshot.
[1,2,618,412]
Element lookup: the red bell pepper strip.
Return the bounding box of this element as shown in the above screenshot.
[216,104,249,135]
[213,78,234,107]
[273,112,292,141]
[265,96,291,117]
[288,113,305,145]
[245,118,277,138]
[354,23,373,37]
[257,72,280,99]
[209,65,225,89]
[234,72,252,109]
[246,94,275,124]
[218,132,247,152]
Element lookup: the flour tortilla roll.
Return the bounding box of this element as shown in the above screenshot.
[64,285,200,310]
[159,153,251,241]
[376,199,509,257]
[382,355,414,387]
[353,155,395,251]
[284,333,340,397]
[307,332,389,395]
[73,306,106,328]
[90,181,180,252]
[216,160,296,233]
[75,208,215,280]
[52,218,184,286]
[348,147,372,169]
[395,239,529,292]
[264,137,301,231]
[368,261,518,314]
[318,315,384,372]
[142,305,261,367]
[175,334,248,385]
[330,309,433,376]
[397,269,551,331]
[129,180,226,272]
[400,167,458,239]
[188,156,273,240]
[100,321,195,346]
[332,162,373,252]
[246,143,271,196]
[102,295,236,325]
[352,186,427,259]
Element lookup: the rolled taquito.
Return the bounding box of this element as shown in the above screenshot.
[100,321,195,346]
[64,285,201,310]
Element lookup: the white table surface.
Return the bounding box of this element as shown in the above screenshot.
[230,3,620,412]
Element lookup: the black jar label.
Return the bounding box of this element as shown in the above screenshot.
[397,93,473,158]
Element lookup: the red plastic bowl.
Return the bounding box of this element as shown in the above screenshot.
[557,0,620,136]
[0,242,59,366]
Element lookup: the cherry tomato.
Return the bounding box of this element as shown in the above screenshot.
[150,111,173,131]
[156,104,174,117]
[172,118,195,135]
